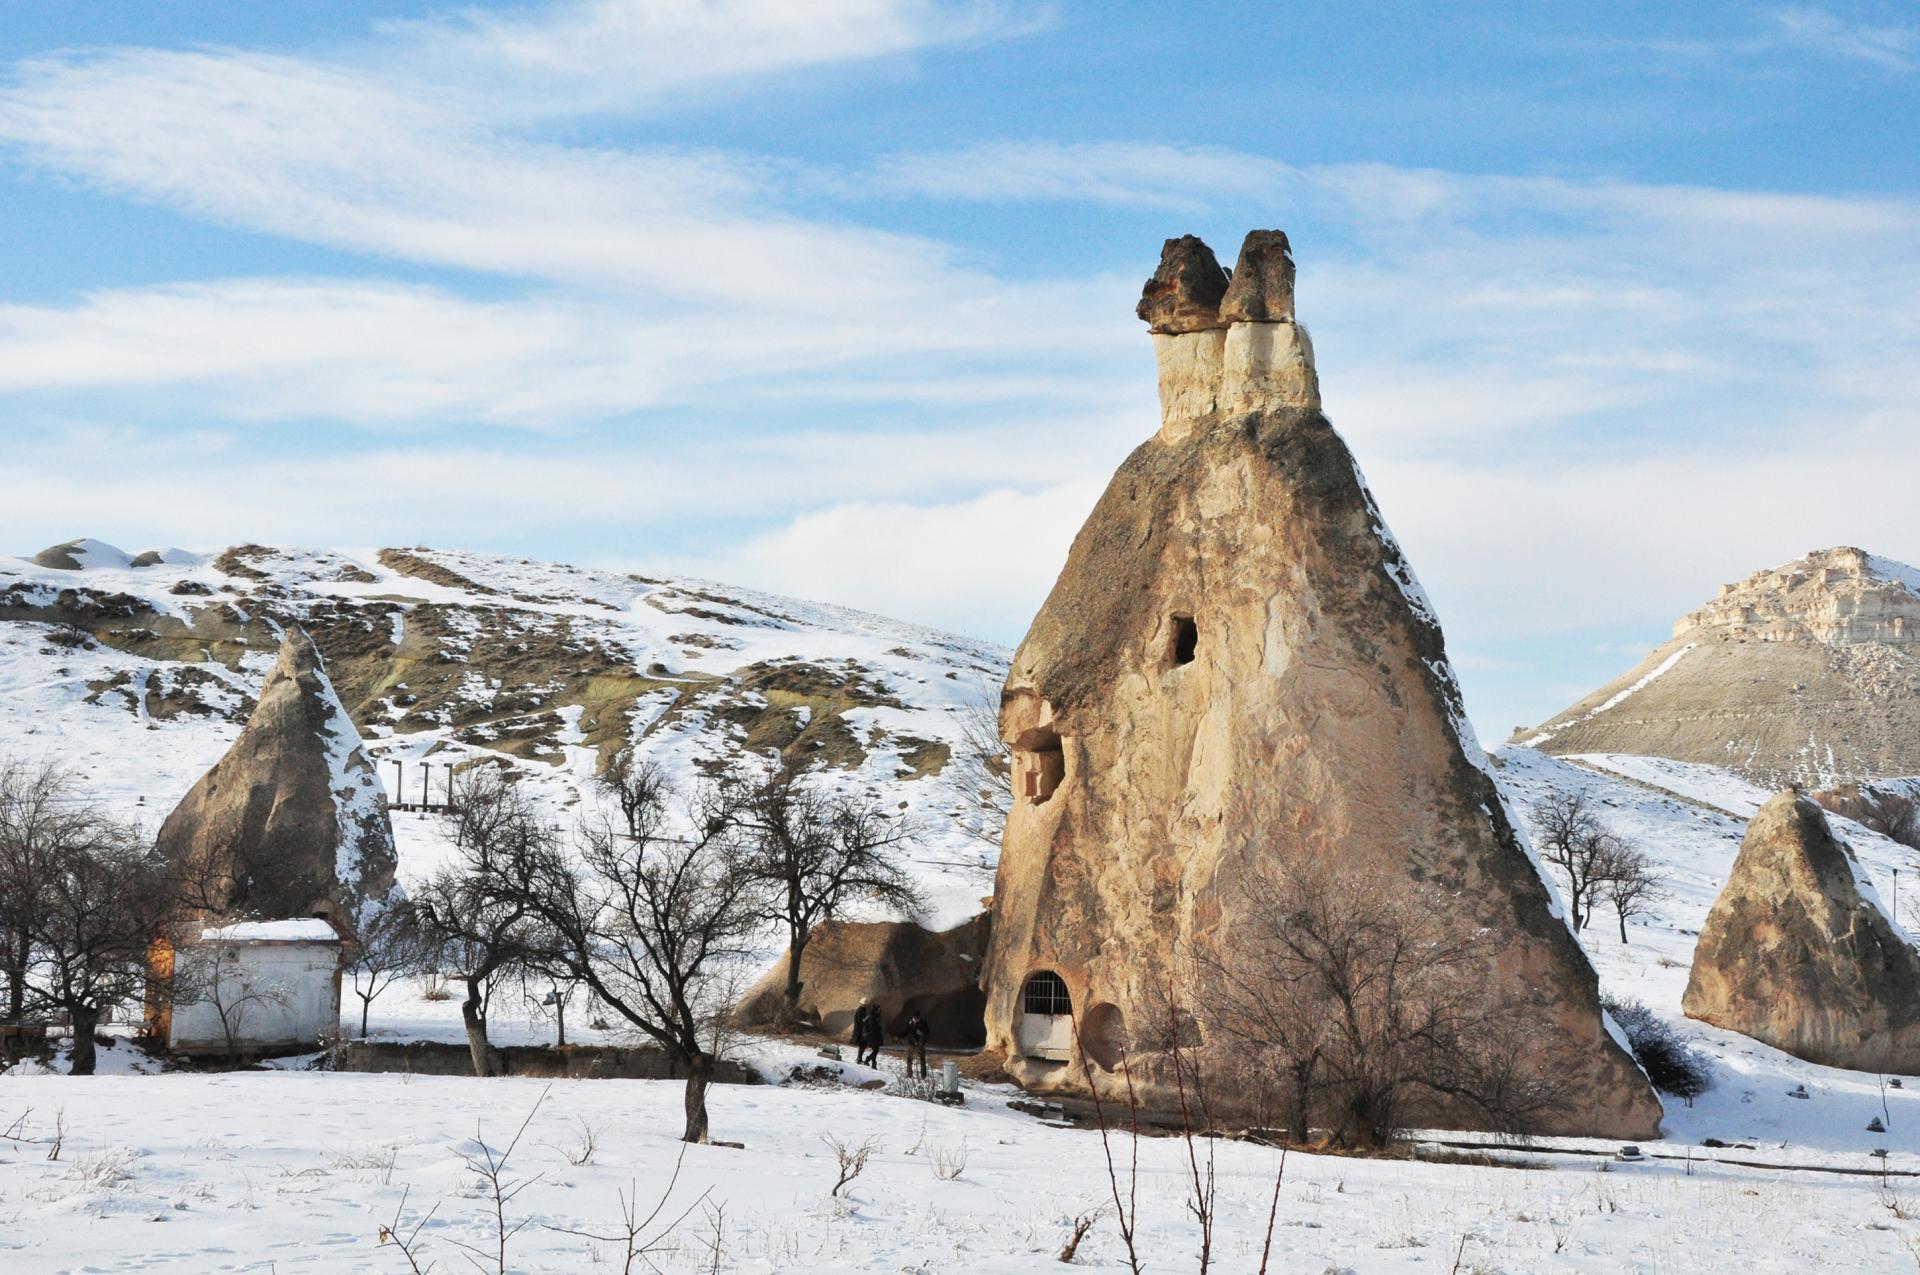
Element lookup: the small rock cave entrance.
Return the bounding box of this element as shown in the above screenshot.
[1016,970,1074,1062]
[1080,1001,1128,1071]
[1169,614,1198,667]
[1013,725,1064,804]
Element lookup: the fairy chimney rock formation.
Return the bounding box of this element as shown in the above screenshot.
[983,230,1662,1139]
[1683,790,1920,1072]
[155,627,398,925]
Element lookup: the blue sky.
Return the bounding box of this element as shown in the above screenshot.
[1,1,1916,738]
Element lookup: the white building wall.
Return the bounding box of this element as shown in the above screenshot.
[169,940,341,1055]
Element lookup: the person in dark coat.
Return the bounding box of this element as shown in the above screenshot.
[862,1002,884,1067]
[851,1002,872,1066]
[903,1008,930,1079]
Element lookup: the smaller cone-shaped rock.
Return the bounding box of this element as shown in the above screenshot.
[156,627,398,924]
[1684,790,1920,1072]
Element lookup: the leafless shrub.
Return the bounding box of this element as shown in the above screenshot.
[447,1087,548,1275]
[555,1117,599,1167]
[822,1133,879,1196]
[1057,1204,1103,1263]
[544,1142,711,1275]
[379,1185,440,1274]
[1192,862,1575,1149]
[929,1135,969,1181]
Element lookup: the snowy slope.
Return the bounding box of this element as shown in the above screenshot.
[1496,745,1920,1158]
[0,541,1010,928]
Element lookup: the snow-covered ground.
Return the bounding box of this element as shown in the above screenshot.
[7,1062,1920,1274]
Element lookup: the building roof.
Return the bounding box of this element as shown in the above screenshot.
[199,918,343,944]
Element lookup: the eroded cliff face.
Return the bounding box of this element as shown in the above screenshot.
[1515,548,1920,787]
[1684,790,1920,1072]
[154,628,398,925]
[983,232,1662,1139]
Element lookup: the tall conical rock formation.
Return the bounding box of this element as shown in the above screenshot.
[1514,548,1920,787]
[1684,790,1920,1072]
[155,627,398,924]
[982,232,1661,1138]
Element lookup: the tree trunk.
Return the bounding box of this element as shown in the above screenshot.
[1617,910,1629,944]
[682,1052,714,1144]
[782,925,807,1021]
[461,981,498,1077]
[4,937,25,1021]
[360,995,372,1038]
[69,1005,99,1076]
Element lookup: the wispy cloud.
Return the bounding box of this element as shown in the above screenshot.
[1571,6,1915,74]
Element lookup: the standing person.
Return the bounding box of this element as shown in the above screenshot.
[903,1008,930,1080]
[850,1002,871,1066]
[862,1001,884,1067]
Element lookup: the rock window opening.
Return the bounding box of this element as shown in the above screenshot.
[1014,726,1065,804]
[1170,615,1198,666]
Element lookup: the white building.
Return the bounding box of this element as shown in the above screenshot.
[164,919,344,1057]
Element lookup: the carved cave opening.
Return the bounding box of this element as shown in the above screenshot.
[1170,614,1198,666]
[1014,725,1064,804]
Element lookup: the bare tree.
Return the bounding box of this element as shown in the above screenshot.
[343,901,433,1038]
[0,758,71,1025]
[169,935,293,1065]
[731,764,924,1023]
[1530,791,1618,932]
[501,778,765,1144]
[20,805,170,1075]
[412,770,552,1076]
[952,690,1012,847]
[1198,863,1573,1148]
[596,746,667,840]
[1597,840,1663,944]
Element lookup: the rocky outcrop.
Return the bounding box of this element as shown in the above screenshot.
[983,231,1661,1139]
[155,628,398,924]
[1514,547,1920,787]
[1135,235,1230,334]
[736,913,990,1047]
[1683,790,1920,1071]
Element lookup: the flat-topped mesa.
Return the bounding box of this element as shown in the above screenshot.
[1139,231,1318,441]
[1672,546,1920,646]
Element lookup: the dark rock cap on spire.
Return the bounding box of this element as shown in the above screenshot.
[1219,230,1295,323]
[1135,235,1229,333]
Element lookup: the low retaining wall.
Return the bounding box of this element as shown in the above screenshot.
[331,1040,758,1084]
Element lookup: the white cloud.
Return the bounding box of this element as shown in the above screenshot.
[381,0,1044,115]
[1773,7,1914,70]
[697,478,1107,639]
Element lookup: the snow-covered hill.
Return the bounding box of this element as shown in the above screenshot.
[0,539,1010,926]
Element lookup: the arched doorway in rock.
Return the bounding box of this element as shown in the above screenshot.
[1016,970,1074,1062]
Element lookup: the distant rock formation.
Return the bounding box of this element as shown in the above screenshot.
[155,627,398,924]
[1684,790,1920,1071]
[736,914,990,1047]
[1514,547,1920,786]
[982,232,1661,1139]
[31,538,133,571]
